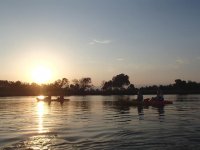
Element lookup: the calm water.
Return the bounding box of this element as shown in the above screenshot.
[0,95,200,150]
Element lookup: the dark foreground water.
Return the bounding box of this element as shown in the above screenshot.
[0,95,200,150]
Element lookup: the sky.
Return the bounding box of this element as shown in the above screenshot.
[0,0,200,86]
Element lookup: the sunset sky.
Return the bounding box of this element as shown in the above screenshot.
[0,0,200,86]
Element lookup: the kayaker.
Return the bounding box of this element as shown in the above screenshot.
[47,95,51,102]
[44,95,51,101]
[156,89,164,101]
[137,90,143,102]
[59,95,64,101]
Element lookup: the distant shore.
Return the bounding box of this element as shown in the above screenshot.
[1,75,200,97]
[1,91,200,97]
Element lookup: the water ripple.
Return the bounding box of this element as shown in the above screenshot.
[1,95,200,149]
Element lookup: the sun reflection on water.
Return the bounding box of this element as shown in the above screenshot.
[37,95,45,100]
[37,101,48,133]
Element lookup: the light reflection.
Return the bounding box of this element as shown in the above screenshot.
[37,101,48,133]
[37,95,45,100]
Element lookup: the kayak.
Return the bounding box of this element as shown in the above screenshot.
[51,98,70,102]
[131,98,173,106]
[145,99,172,106]
[36,98,70,102]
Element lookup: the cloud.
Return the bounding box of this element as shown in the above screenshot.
[89,39,112,45]
[176,58,184,64]
[197,56,200,60]
[116,58,124,61]
[175,57,190,68]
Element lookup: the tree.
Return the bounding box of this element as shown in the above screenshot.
[54,79,62,88]
[112,73,130,89]
[79,77,92,91]
[54,78,69,88]
[174,79,186,89]
[0,80,9,88]
[60,78,69,88]
[102,80,112,90]
[127,84,135,91]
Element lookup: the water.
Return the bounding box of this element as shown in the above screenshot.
[0,95,200,150]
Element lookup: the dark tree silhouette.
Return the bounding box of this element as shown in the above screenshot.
[127,84,135,91]
[102,80,112,90]
[174,79,187,88]
[0,77,200,96]
[54,78,69,88]
[79,77,92,91]
[54,79,62,88]
[112,73,130,89]
[101,74,134,95]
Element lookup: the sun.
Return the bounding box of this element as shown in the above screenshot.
[31,66,52,84]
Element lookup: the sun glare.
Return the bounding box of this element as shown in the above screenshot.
[31,66,52,84]
[37,95,45,100]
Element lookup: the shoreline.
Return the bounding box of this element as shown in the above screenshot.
[1,93,200,97]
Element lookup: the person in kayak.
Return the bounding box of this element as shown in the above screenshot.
[156,89,164,101]
[137,89,143,102]
[57,94,64,101]
[44,95,51,101]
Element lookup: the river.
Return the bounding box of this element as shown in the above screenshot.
[0,95,200,150]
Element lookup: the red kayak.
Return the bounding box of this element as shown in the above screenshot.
[143,98,173,106]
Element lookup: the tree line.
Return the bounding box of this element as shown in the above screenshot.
[0,74,200,96]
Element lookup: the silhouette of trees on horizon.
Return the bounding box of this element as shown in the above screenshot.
[102,73,136,95]
[0,75,200,96]
[140,79,200,94]
[103,74,128,90]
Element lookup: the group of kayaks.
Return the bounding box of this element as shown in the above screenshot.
[36,96,173,107]
[36,97,70,103]
[131,98,173,106]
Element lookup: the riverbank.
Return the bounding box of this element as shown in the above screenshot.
[1,91,200,97]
